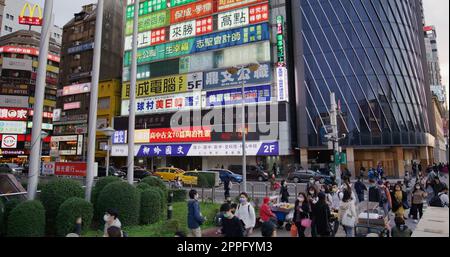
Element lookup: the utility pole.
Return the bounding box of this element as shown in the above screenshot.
[241,81,247,193]
[85,0,104,202]
[27,0,53,200]
[127,0,140,184]
[330,92,342,186]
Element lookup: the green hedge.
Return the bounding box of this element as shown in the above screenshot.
[141,176,167,193]
[7,200,45,237]
[169,189,187,202]
[92,176,121,220]
[150,186,166,214]
[136,182,152,192]
[56,197,93,237]
[197,172,216,188]
[139,189,162,225]
[96,182,140,226]
[2,199,21,234]
[40,179,84,235]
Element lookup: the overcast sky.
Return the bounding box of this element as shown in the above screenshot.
[29,0,449,104]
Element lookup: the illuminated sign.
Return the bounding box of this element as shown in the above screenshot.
[63,83,91,96]
[122,72,203,99]
[29,110,54,119]
[203,62,271,89]
[217,0,265,11]
[276,16,285,65]
[0,46,60,63]
[204,85,271,107]
[276,67,289,102]
[121,92,202,116]
[170,0,214,24]
[0,108,28,121]
[0,121,27,134]
[125,10,170,35]
[27,122,54,130]
[170,0,197,8]
[249,3,269,24]
[218,7,249,31]
[1,135,18,149]
[19,3,43,26]
[64,102,81,110]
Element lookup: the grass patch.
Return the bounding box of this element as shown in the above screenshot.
[83,201,219,237]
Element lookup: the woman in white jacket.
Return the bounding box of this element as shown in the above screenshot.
[338,190,357,237]
[235,192,256,237]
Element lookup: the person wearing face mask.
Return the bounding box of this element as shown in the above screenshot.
[391,184,408,219]
[312,192,332,237]
[220,203,245,237]
[187,189,205,237]
[293,192,311,237]
[103,209,122,237]
[410,183,427,223]
[279,180,290,203]
[235,192,256,237]
[259,197,277,224]
[329,184,341,212]
[307,186,318,237]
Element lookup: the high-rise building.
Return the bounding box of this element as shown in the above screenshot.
[0,30,60,163]
[0,0,62,44]
[424,25,446,104]
[289,0,436,177]
[0,0,5,32]
[111,0,293,172]
[52,2,123,162]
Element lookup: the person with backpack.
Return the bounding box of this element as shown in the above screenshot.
[235,192,256,237]
[391,216,412,237]
[220,203,245,237]
[187,189,205,237]
[391,184,408,219]
[279,180,290,203]
[338,190,357,237]
[429,187,449,207]
[293,192,311,237]
[354,176,367,203]
[410,183,427,222]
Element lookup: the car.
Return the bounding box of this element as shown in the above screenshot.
[177,171,199,186]
[120,166,151,179]
[97,166,125,177]
[228,165,269,182]
[207,169,243,183]
[0,163,24,174]
[154,167,185,182]
[287,169,333,184]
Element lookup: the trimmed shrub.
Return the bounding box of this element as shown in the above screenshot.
[169,189,187,202]
[139,189,162,225]
[96,182,140,226]
[92,176,121,220]
[40,179,84,235]
[197,172,216,188]
[141,176,167,193]
[136,182,152,192]
[149,186,166,214]
[56,197,93,237]
[7,200,45,237]
[2,199,22,234]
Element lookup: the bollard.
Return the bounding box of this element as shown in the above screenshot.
[167,191,173,220]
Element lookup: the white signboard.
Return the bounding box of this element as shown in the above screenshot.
[121,92,202,116]
[218,7,249,31]
[42,162,55,175]
[2,58,33,71]
[0,95,29,108]
[63,83,91,96]
[124,31,152,51]
[0,121,27,134]
[77,135,83,155]
[27,122,53,130]
[51,135,78,142]
[170,20,196,41]
[1,135,18,148]
[277,67,289,102]
[52,109,61,122]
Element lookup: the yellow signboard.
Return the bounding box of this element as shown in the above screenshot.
[32,61,59,73]
[19,3,43,26]
[122,72,203,99]
[29,97,56,107]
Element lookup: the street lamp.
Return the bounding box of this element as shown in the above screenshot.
[227,63,260,194]
[98,127,115,176]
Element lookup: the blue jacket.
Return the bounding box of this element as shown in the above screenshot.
[187,199,205,229]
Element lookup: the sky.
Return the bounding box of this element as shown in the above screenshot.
[28,0,449,105]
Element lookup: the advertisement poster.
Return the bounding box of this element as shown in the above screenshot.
[205,84,271,107]
[0,121,27,134]
[203,62,271,89]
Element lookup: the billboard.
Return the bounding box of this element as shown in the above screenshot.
[218,7,249,31]
[203,62,271,89]
[170,0,197,8]
[124,31,152,51]
[122,72,203,99]
[125,10,170,35]
[126,0,167,19]
[204,85,271,107]
[1,58,33,71]
[54,162,87,177]
[196,16,214,35]
[1,135,18,149]
[121,92,202,116]
[0,95,29,108]
[19,3,42,26]
[112,127,212,144]
[170,0,214,24]
[0,121,27,134]
[63,83,91,96]
[0,108,28,121]
[249,3,269,24]
[67,42,94,54]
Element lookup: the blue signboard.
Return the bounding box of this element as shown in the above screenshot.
[204,62,272,90]
[206,85,271,107]
[68,42,94,54]
[137,144,192,157]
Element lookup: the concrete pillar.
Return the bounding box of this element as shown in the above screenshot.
[420,146,430,166]
[346,147,356,178]
[300,148,308,169]
[393,147,405,178]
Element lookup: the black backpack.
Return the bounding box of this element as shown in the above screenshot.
[429,193,444,207]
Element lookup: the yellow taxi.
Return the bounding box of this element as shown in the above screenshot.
[154,167,185,182]
[177,171,200,186]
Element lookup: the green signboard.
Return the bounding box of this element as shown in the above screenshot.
[340,153,347,164]
[126,0,167,20]
[170,0,196,8]
[125,10,169,35]
[276,15,285,65]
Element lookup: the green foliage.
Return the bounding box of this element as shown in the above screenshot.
[56,197,93,237]
[169,189,187,202]
[149,186,166,216]
[96,182,140,226]
[136,182,152,192]
[92,176,121,220]
[40,179,84,235]
[197,172,216,188]
[7,200,45,237]
[141,176,167,193]
[164,219,181,234]
[139,189,162,225]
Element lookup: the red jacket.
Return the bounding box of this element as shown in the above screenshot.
[259,198,275,222]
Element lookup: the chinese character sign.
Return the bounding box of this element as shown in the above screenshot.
[170,0,197,8]
[0,121,27,134]
[217,0,265,11]
[196,16,213,35]
[203,62,271,89]
[149,126,212,143]
[249,3,269,24]
[126,0,167,19]
[218,7,249,31]
[0,108,29,121]
[170,20,196,41]
[277,67,289,102]
[124,31,152,51]
[170,0,214,24]
[205,85,271,107]
[125,10,169,35]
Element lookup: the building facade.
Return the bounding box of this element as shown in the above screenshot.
[424,25,446,104]
[111,0,293,172]
[52,2,123,162]
[0,30,60,163]
[290,0,435,177]
[0,0,62,44]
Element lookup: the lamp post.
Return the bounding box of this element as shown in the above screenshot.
[99,127,115,176]
[227,63,260,194]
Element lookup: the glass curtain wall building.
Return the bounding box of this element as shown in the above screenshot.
[290,0,435,177]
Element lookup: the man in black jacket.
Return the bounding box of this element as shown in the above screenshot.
[220,203,244,237]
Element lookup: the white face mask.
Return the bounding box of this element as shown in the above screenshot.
[103,214,110,223]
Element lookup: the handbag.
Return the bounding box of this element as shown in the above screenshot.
[290,223,298,237]
[341,208,356,227]
[300,218,312,228]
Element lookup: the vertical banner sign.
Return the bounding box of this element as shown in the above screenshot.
[277,67,289,102]
[276,16,285,65]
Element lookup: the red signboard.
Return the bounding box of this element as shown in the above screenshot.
[423,26,434,32]
[0,134,52,143]
[19,3,43,26]
[249,3,269,24]
[31,72,58,84]
[217,0,265,12]
[0,107,29,121]
[171,0,214,24]
[0,46,60,62]
[196,16,213,35]
[28,110,53,119]
[149,126,212,143]
[54,162,86,177]
[151,27,167,45]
